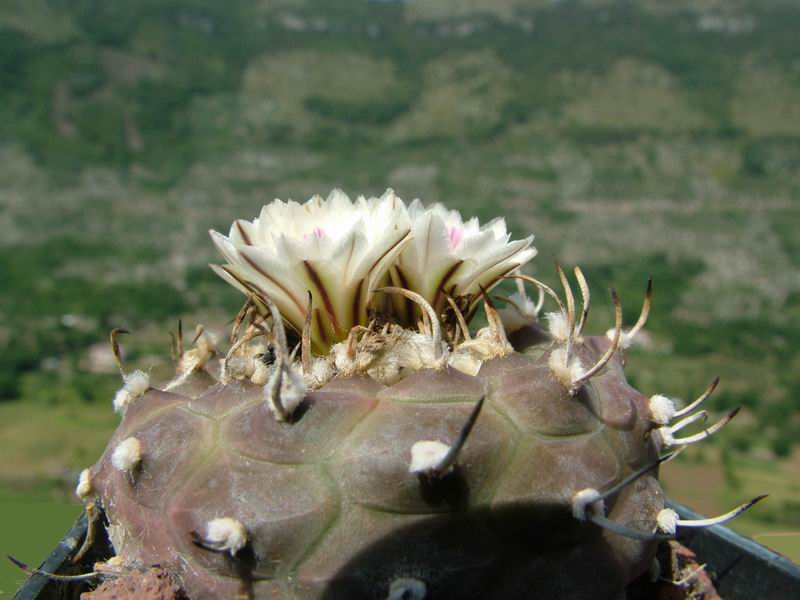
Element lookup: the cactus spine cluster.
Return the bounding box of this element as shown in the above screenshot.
[68,191,762,600]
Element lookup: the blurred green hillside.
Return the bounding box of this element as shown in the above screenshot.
[1,0,799,585]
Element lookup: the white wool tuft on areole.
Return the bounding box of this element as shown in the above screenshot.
[267,364,307,421]
[279,366,306,414]
[111,437,142,472]
[409,440,450,475]
[572,488,604,521]
[657,427,676,447]
[112,388,131,414]
[548,346,585,390]
[607,328,633,349]
[545,311,571,341]
[205,517,247,556]
[387,577,427,600]
[656,508,680,535]
[75,468,92,500]
[125,370,150,397]
[112,370,150,415]
[498,291,539,334]
[447,326,510,377]
[305,356,336,389]
[649,394,676,425]
[250,358,270,385]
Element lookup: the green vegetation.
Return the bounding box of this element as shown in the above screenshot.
[1,0,799,583]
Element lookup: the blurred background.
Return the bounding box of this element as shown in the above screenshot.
[1,0,799,592]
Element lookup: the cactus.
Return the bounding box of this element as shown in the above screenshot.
[69,191,762,599]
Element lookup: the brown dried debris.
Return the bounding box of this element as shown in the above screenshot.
[81,567,185,600]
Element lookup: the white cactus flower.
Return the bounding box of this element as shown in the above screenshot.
[211,190,537,353]
[387,200,536,323]
[210,189,411,353]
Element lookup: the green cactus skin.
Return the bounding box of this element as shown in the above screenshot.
[89,324,666,600]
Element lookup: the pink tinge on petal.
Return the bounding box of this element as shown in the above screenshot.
[303,227,326,241]
[448,226,464,251]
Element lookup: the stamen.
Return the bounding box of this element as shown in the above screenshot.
[673,377,720,418]
[571,289,622,390]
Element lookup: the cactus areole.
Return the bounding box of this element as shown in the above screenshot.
[80,190,761,599]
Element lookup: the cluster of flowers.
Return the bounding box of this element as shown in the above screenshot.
[211,189,536,353]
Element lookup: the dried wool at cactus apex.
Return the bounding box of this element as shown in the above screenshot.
[56,191,764,600]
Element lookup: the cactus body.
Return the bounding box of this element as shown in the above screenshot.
[80,192,754,599]
[89,330,664,599]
